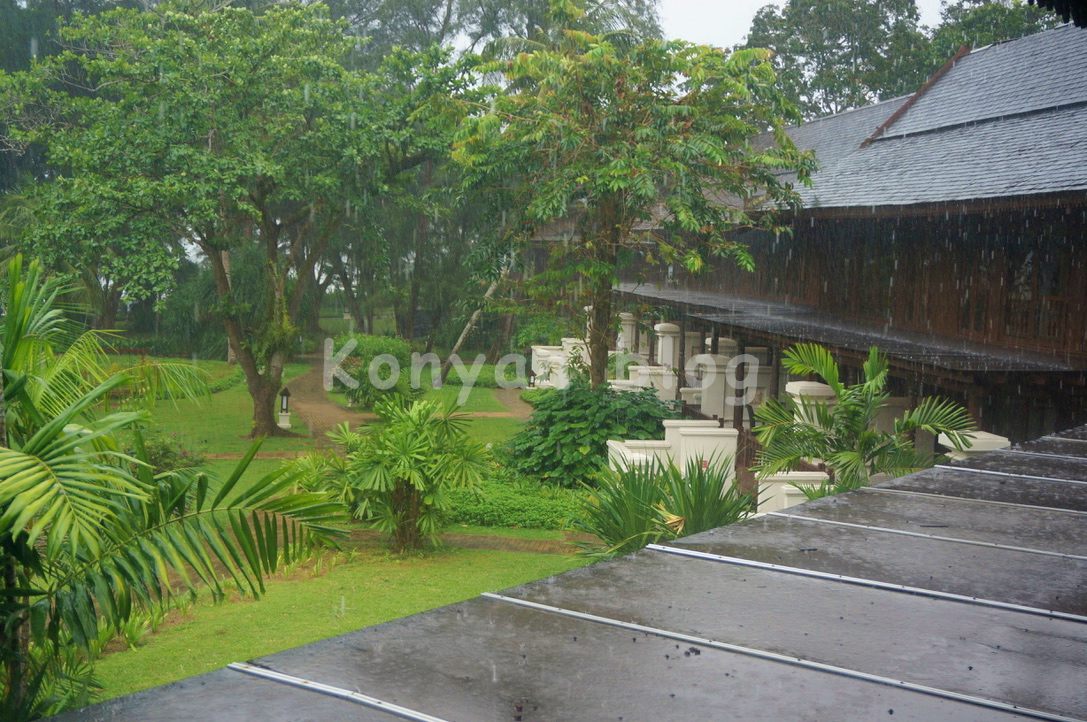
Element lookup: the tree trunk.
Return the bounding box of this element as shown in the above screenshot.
[588,280,613,388]
[1,551,28,716]
[95,285,122,330]
[440,265,508,383]
[248,374,282,438]
[391,481,422,551]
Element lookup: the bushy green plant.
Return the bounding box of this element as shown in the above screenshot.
[575,458,753,558]
[753,344,976,496]
[508,381,678,487]
[441,362,528,389]
[446,473,584,529]
[126,431,206,475]
[312,399,492,550]
[0,256,343,717]
[335,333,414,407]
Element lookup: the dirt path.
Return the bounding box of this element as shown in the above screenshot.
[219,357,535,455]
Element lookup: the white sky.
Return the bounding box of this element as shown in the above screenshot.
[659,0,946,49]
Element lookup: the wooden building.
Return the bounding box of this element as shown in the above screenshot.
[617,25,1087,442]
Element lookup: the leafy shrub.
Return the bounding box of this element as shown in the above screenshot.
[127,431,206,474]
[446,473,584,529]
[335,333,414,408]
[309,400,491,550]
[508,381,678,487]
[441,362,529,388]
[575,458,753,558]
[208,365,244,393]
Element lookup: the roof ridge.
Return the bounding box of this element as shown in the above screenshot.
[861,45,971,148]
[869,98,1087,144]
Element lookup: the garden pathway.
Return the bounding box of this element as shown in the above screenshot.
[208,357,535,456]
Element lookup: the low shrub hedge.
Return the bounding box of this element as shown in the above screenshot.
[446,475,584,530]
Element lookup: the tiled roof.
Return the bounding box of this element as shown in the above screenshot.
[782,24,1087,209]
[884,24,1087,138]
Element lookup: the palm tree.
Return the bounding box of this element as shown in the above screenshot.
[316,399,491,551]
[0,256,344,718]
[752,344,975,496]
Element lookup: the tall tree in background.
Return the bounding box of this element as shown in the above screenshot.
[2,4,468,435]
[929,0,1058,63]
[457,2,813,388]
[744,0,928,118]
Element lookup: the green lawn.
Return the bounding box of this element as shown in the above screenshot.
[93,545,586,700]
[466,417,523,446]
[149,362,311,456]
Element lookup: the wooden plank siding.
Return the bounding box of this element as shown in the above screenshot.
[649,204,1087,364]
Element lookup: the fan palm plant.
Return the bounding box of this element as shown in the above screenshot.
[315,399,491,551]
[0,256,344,719]
[752,344,975,496]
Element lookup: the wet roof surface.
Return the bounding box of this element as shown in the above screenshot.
[616,282,1082,373]
[57,427,1087,721]
[769,25,1087,208]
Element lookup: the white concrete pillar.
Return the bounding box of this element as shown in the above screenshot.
[674,426,739,474]
[654,322,681,369]
[785,381,837,424]
[938,430,1009,461]
[686,354,733,419]
[757,471,829,513]
[628,365,676,402]
[618,313,636,353]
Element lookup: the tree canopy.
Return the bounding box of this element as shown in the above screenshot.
[457,11,813,386]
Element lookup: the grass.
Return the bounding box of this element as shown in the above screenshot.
[465,417,523,446]
[92,544,586,700]
[149,362,311,456]
[446,525,566,541]
[327,382,506,414]
[106,354,242,389]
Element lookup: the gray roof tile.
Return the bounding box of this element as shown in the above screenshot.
[779,24,1087,209]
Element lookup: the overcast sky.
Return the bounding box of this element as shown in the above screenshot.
[659,0,946,49]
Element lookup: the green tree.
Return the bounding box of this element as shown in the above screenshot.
[457,4,813,387]
[312,400,490,551]
[929,0,1058,64]
[752,344,976,495]
[744,0,930,118]
[2,4,467,434]
[0,256,342,717]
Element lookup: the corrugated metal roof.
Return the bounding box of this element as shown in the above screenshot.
[57,425,1087,721]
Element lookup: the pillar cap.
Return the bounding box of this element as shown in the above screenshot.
[654,322,680,334]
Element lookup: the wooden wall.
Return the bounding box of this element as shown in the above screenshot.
[654,202,1087,363]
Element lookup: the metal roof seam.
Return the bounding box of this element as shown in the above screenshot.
[646,544,1087,624]
[482,592,1082,722]
[227,663,450,722]
[860,486,1087,516]
[934,464,1087,485]
[764,511,1087,561]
